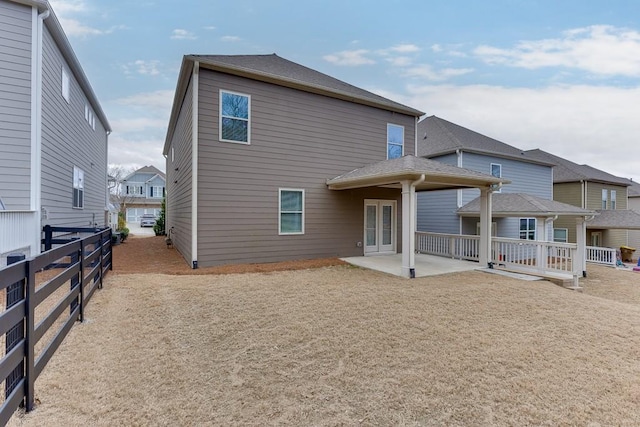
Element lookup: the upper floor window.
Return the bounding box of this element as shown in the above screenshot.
[519,218,536,240]
[150,186,165,198]
[279,189,304,235]
[490,163,502,193]
[602,189,608,210]
[220,90,250,144]
[72,166,84,209]
[387,124,404,159]
[84,104,96,130]
[611,190,617,210]
[61,68,70,103]
[126,185,144,195]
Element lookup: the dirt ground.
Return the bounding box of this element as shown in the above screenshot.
[7,236,640,426]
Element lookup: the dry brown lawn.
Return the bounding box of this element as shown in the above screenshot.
[7,237,640,426]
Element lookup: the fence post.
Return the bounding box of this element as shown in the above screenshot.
[78,243,84,322]
[42,225,52,251]
[24,259,36,411]
[5,254,25,402]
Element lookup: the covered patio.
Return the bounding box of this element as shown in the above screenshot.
[327,155,508,278]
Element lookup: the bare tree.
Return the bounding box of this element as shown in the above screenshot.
[108,165,136,215]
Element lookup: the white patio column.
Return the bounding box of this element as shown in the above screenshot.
[536,217,548,271]
[576,217,587,277]
[479,187,493,267]
[401,180,415,278]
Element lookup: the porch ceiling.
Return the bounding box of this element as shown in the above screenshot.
[587,209,640,230]
[457,193,596,218]
[327,155,509,191]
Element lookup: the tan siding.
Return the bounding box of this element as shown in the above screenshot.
[603,229,629,249]
[194,69,416,267]
[585,182,628,210]
[552,217,576,243]
[554,182,582,207]
[166,76,194,265]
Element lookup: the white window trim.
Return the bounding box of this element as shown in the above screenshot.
[553,228,568,243]
[490,163,502,193]
[519,217,536,240]
[61,67,70,104]
[72,166,84,209]
[279,188,305,235]
[386,123,404,160]
[219,89,251,145]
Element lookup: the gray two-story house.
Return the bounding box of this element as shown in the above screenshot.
[162,55,505,274]
[416,116,556,240]
[121,165,166,223]
[0,0,110,266]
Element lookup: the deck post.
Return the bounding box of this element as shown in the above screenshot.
[479,188,493,267]
[536,217,547,271]
[576,217,587,277]
[401,180,415,278]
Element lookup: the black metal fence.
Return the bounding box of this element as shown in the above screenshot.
[0,228,112,425]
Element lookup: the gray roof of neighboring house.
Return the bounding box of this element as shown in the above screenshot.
[125,165,166,180]
[417,116,551,166]
[525,149,631,186]
[457,193,595,217]
[586,209,640,230]
[164,54,424,154]
[327,155,509,192]
[10,0,111,132]
[627,181,640,197]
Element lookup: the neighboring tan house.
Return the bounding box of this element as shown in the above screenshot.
[622,180,640,251]
[416,116,558,240]
[0,0,110,266]
[162,54,505,274]
[120,165,166,223]
[525,149,640,249]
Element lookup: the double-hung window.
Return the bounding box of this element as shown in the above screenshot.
[602,189,608,209]
[72,166,84,209]
[279,189,304,235]
[611,190,616,210]
[387,124,404,159]
[61,68,70,103]
[220,90,250,144]
[553,228,568,243]
[519,218,536,240]
[490,163,502,192]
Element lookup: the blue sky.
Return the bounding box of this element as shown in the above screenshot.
[50,0,640,181]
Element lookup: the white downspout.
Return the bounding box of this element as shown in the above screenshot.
[30,7,49,255]
[191,61,199,268]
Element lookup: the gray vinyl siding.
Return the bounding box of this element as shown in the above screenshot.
[39,24,107,228]
[0,0,32,210]
[166,76,194,264]
[194,69,415,267]
[417,151,553,239]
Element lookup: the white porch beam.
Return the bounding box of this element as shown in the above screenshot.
[401,175,424,278]
[536,217,548,271]
[479,188,493,267]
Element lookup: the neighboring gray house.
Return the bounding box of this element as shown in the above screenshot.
[0,0,110,265]
[121,165,166,222]
[626,181,640,251]
[416,116,556,240]
[162,54,504,274]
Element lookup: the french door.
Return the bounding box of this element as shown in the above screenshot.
[364,200,396,254]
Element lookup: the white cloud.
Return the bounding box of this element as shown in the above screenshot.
[386,56,413,67]
[114,90,174,114]
[403,64,474,81]
[203,26,217,30]
[221,36,241,42]
[385,83,640,180]
[387,44,421,54]
[58,17,104,36]
[49,0,87,15]
[171,29,197,40]
[475,25,640,77]
[108,134,166,173]
[323,49,375,66]
[132,60,161,76]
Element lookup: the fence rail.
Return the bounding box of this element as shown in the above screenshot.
[586,246,617,267]
[415,232,480,261]
[0,228,112,424]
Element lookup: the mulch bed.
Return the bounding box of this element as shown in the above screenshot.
[112,235,346,275]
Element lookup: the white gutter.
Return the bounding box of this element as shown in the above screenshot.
[414,116,418,157]
[191,61,199,268]
[30,6,49,255]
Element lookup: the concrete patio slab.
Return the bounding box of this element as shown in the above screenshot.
[340,253,480,278]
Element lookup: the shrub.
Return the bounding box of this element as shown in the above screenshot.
[119,227,129,243]
[154,198,166,236]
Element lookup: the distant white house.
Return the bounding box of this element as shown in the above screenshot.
[120,166,166,223]
[0,0,111,266]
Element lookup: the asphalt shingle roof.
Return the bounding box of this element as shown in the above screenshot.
[587,209,640,230]
[417,116,550,165]
[525,149,631,186]
[190,54,424,117]
[457,193,595,217]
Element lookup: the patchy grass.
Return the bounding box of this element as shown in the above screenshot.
[8,264,640,426]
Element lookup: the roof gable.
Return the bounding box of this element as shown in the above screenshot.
[125,165,166,181]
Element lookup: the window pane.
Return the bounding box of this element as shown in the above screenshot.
[281,191,302,211]
[382,205,392,245]
[388,144,402,160]
[280,213,302,233]
[519,219,527,230]
[491,164,501,178]
[387,124,403,144]
[221,118,248,142]
[221,92,249,119]
[366,205,376,246]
